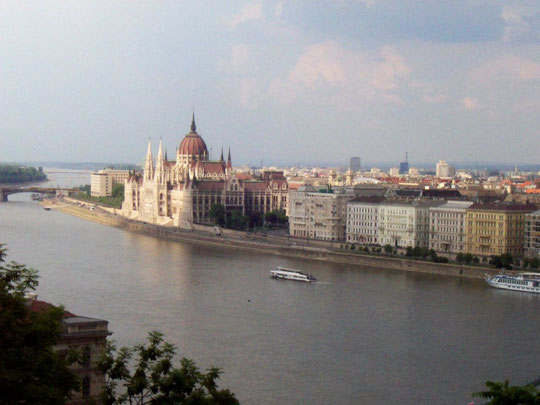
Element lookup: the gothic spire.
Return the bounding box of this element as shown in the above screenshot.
[191,111,196,132]
[220,147,224,162]
[144,138,154,180]
[227,147,232,170]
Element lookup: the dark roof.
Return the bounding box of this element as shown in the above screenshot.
[421,189,462,198]
[395,189,422,197]
[353,188,388,197]
[349,196,386,204]
[469,203,538,211]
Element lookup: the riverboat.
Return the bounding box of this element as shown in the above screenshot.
[486,272,540,294]
[270,266,317,282]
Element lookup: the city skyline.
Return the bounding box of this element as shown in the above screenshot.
[0,1,539,165]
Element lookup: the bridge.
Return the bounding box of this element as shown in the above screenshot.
[0,186,77,202]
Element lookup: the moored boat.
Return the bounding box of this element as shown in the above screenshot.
[486,272,540,294]
[270,266,317,282]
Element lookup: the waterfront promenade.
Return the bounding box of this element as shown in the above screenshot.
[45,197,501,280]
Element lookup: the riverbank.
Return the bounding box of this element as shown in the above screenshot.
[45,198,504,280]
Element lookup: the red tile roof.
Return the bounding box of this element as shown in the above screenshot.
[28,299,76,318]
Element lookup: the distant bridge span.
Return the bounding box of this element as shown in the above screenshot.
[0,186,77,202]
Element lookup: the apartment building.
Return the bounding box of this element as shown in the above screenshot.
[525,210,540,258]
[465,203,537,257]
[346,196,385,244]
[378,199,445,248]
[288,186,355,241]
[429,201,473,253]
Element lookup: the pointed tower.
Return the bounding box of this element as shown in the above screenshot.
[220,147,224,162]
[155,138,165,184]
[144,138,154,180]
[227,148,232,169]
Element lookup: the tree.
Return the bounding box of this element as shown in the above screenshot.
[111,183,124,199]
[99,331,239,405]
[473,379,540,404]
[248,211,263,229]
[209,204,225,226]
[384,244,393,254]
[229,210,248,230]
[0,244,79,405]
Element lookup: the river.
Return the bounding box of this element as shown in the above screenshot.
[1,171,539,404]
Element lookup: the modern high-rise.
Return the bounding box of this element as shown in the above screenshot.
[399,152,409,174]
[350,157,361,172]
[436,160,455,178]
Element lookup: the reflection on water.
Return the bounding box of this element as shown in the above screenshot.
[1,173,539,404]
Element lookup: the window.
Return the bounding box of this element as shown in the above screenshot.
[82,377,90,398]
[83,346,91,368]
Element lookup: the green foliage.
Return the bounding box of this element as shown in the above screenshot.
[210,204,225,226]
[99,331,239,405]
[264,210,288,227]
[228,210,248,230]
[74,190,124,209]
[384,244,393,254]
[111,183,124,199]
[473,379,540,404]
[0,244,79,405]
[248,211,263,229]
[405,246,430,259]
[524,258,540,270]
[490,254,514,270]
[456,253,474,265]
[0,164,47,184]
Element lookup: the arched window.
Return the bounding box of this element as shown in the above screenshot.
[82,377,90,398]
[82,346,91,368]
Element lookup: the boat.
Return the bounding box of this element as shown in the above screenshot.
[43,207,51,211]
[270,266,317,282]
[486,272,540,294]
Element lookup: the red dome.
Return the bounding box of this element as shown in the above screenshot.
[179,132,208,156]
[179,115,208,156]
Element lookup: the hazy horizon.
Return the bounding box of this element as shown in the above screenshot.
[1,1,538,165]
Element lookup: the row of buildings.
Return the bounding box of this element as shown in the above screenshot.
[288,185,540,258]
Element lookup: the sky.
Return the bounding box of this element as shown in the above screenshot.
[0,1,539,167]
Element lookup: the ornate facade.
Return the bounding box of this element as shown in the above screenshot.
[122,116,288,227]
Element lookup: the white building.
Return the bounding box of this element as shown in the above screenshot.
[378,199,445,248]
[346,197,385,245]
[429,201,473,254]
[436,160,455,178]
[90,171,112,197]
[289,186,355,241]
[389,167,400,177]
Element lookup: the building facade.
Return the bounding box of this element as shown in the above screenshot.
[435,160,455,178]
[121,116,288,227]
[429,201,473,253]
[27,295,111,405]
[465,203,537,257]
[378,199,444,248]
[346,197,385,245]
[288,186,355,241]
[524,210,540,258]
[90,171,112,197]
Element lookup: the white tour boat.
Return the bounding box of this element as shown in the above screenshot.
[486,272,540,294]
[270,266,317,282]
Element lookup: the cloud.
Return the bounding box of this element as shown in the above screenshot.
[470,55,540,82]
[217,44,251,72]
[227,2,263,29]
[462,96,480,110]
[270,40,411,105]
[501,4,537,42]
[274,2,283,17]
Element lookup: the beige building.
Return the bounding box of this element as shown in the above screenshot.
[122,116,288,227]
[429,201,473,253]
[90,171,112,197]
[465,203,537,257]
[288,186,355,241]
[524,210,540,258]
[102,169,130,185]
[435,160,455,178]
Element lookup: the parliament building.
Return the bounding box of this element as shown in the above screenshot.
[121,115,288,228]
